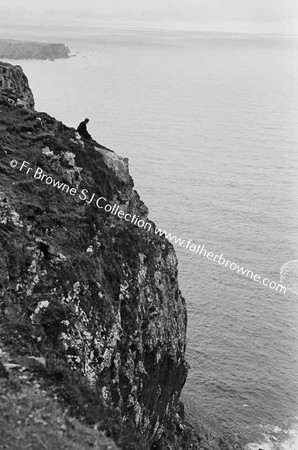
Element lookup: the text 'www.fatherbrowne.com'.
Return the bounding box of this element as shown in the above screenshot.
[154,227,287,295]
[10,159,286,295]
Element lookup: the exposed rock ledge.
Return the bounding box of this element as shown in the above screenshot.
[0,61,245,450]
[0,39,70,60]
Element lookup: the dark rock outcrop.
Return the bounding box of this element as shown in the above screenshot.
[0,39,70,60]
[0,61,34,109]
[0,61,244,450]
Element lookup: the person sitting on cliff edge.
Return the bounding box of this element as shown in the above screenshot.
[77,118,92,140]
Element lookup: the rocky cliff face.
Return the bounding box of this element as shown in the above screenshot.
[0,61,34,109]
[0,61,188,448]
[0,62,244,450]
[0,39,70,60]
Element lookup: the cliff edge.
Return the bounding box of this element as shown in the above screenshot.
[0,61,244,450]
[0,39,70,60]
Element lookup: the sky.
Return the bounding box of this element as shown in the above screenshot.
[2,0,298,34]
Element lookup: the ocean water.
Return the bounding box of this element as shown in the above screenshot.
[6,29,298,448]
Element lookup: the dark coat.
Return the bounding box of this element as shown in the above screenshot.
[77,121,91,139]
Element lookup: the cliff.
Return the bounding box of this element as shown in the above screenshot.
[0,61,244,450]
[0,39,70,60]
[0,62,35,109]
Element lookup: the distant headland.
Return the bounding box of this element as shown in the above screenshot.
[0,39,70,60]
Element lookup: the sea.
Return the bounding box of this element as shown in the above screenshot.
[2,26,298,449]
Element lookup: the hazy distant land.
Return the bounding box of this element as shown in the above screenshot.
[0,39,70,60]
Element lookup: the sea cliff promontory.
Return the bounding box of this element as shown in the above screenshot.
[0,61,244,450]
[0,39,70,60]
